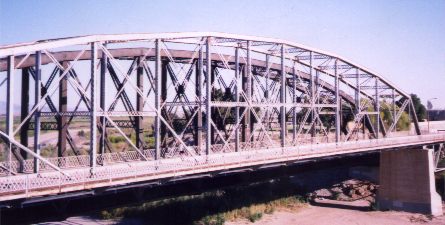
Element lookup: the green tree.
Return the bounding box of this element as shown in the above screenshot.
[380,102,410,131]
[211,88,236,130]
[396,112,410,131]
[410,94,427,122]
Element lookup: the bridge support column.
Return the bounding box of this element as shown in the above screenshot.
[378,148,443,216]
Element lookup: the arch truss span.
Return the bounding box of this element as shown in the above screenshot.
[0,32,420,176]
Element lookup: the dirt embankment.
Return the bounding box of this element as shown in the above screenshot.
[228,179,445,225]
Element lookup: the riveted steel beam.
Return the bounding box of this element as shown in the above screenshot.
[33,51,41,173]
[154,39,161,160]
[280,44,286,147]
[205,37,212,155]
[136,57,144,150]
[90,42,97,172]
[58,61,68,157]
[20,67,30,159]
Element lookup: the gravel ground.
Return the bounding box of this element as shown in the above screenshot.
[41,202,445,225]
[40,178,445,225]
[226,203,445,225]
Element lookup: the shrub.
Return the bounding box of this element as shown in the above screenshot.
[77,130,85,137]
[109,135,126,143]
[248,212,262,222]
[199,214,225,225]
[41,144,56,157]
[396,112,411,131]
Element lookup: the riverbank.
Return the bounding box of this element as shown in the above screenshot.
[42,201,445,225]
[227,203,445,225]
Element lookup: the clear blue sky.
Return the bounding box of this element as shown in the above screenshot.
[1,0,444,107]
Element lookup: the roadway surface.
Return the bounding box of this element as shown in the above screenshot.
[0,133,444,202]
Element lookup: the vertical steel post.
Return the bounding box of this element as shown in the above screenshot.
[58,61,68,158]
[246,41,252,143]
[375,78,380,139]
[6,56,14,173]
[264,54,271,136]
[99,46,107,155]
[339,99,343,138]
[160,61,168,151]
[280,44,286,147]
[355,68,360,113]
[265,54,269,100]
[154,39,161,160]
[334,59,340,142]
[34,51,41,173]
[292,63,297,143]
[409,99,421,135]
[250,70,255,142]
[242,41,253,146]
[136,57,144,150]
[315,71,319,104]
[20,67,30,159]
[240,67,250,143]
[265,54,270,132]
[356,68,363,139]
[315,70,320,138]
[392,89,396,130]
[205,37,211,155]
[309,51,315,138]
[90,43,97,172]
[210,65,216,144]
[194,48,203,152]
[235,47,240,152]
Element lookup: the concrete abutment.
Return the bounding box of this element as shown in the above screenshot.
[378,148,443,216]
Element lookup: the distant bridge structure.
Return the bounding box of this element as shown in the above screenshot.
[0,32,443,205]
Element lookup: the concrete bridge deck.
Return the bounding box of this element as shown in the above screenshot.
[0,133,443,202]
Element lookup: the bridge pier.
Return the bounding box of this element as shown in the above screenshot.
[378,148,443,216]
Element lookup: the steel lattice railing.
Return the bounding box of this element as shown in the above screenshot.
[0,133,430,176]
[0,136,334,176]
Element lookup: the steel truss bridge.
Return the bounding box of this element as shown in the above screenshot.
[0,32,444,202]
